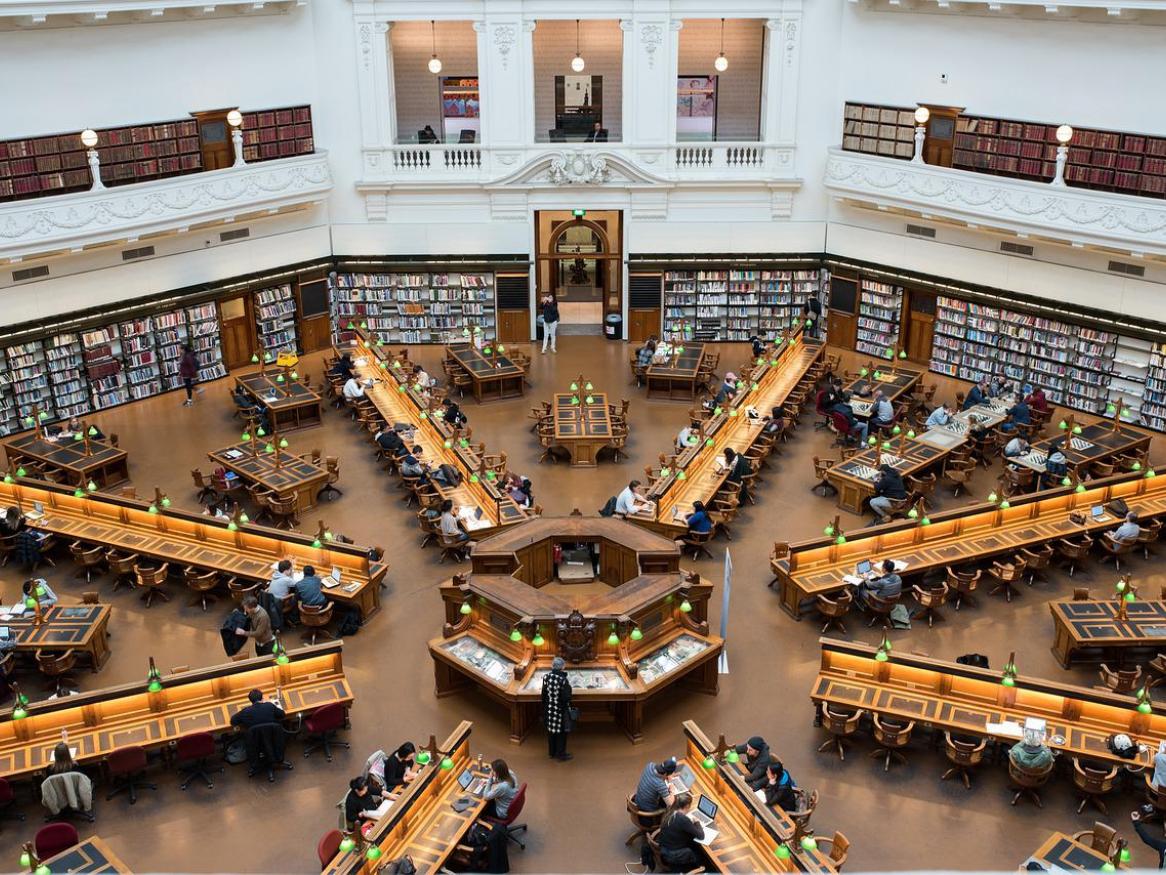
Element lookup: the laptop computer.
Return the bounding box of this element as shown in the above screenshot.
[664,762,697,796]
[855,559,873,577]
[1091,505,1112,523]
[692,795,719,845]
[457,768,487,795]
[24,501,44,521]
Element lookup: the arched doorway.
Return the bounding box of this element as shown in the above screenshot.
[535,210,623,333]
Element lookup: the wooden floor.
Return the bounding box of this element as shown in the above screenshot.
[7,338,1166,873]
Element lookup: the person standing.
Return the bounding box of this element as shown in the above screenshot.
[541,295,560,354]
[541,656,573,761]
[236,595,275,656]
[179,344,199,407]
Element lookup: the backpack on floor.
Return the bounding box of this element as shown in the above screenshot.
[337,609,362,637]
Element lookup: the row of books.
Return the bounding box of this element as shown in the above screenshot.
[661,269,825,341]
[329,272,499,344]
[855,279,904,359]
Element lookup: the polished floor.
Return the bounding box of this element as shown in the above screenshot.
[7,336,1166,873]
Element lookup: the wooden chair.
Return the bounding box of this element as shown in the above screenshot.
[863,591,898,629]
[1099,532,1135,571]
[940,458,976,497]
[228,577,263,603]
[645,829,705,875]
[624,795,664,846]
[1008,756,1055,807]
[814,832,849,871]
[1002,464,1036,494]
[299,602,335,645]
[1057,535,1095,577]
[133,561,171,608]
[911,583,949,628]
[1072,822,1119,857]
[817,704,863,761]
[608,423,629,463]
[905,472,937,512]
[105,550,140,592]
[528,402,552,433]
[988,557,1027,603]
[711,493,740,541]
[676,528,714,561]
[1138,519,1162,560]
[1098,663,1142,695]
[183,567,221,612]
[941,732,987,789]
[264,495,300,530]
[190,468,219,506]
[812,457,838,496]
[69,540,106,583]
[81,592,100,605]
[417,509,441,549]
[946,567,981,611]
[1091,460,1117,478]
[815,589,853,636]
[536,423,561,465]
[439,534,471,564]
[1018,544,1054,585]
[318,457,343,501]
[1073,587,1092,601]
[36,649,78,696]
[788,788,818,834]
[870,714,914,772]
[1071,762,1119,815]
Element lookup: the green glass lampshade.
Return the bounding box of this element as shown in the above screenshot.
[921,517,931,525]
[359,321,368,330]
[1122,408,1131,418]
[12,705,28,719]
[325,531,334,541]
[677,471,687,481]
[1126,592,1137,603]
[498,345,506,353]
[1120,848,1132,863]
[907,508,918,519]
[444,440,453,449]
[885,347,894,358]
[1059,420,1068,430]
[770,360,778,366]
[892,425,901,435]
[774,844,791,860]
[459,439,469,448]
[23,417,33,427]
[1133,461,1143,471]
[240,512,249,523]
[1106,403,1117,415]
[15,467,25,478]
[570,382,579,392]
[725,748,739,764]
[251,354,260,363]
[73,432,83,441]
[1061,476,1072,486]
[265,443,274,454]
[714,407,723,416]
[257,427,266,437]
[3,474,12,484]
[867,436,876,446]
[570,396,580,406]
[366,846,383,861]
[823,525,834,537]
[585,382,593,391]
[398,385,406,393]
[73,488,85,498]
[161,497,171,507]
[729,409,738,418]
[147,504,158,514]
[470,474,479,483]
[660,468,671,477]
[147,679,163,693]
[392,360,401,369]
[264,353,273,363]
[677,346,685,353]
[1073,425,1083,434]
[585,395,594,405]
[987,491,998,503]
[290,371,298,380]
[835,535,847,545]
[801,836,818,851]
[440,756,454,770]
[241,431,251,442]
[483,347,492,356]
[875,650,888,662]
[1075,484,1086,493]
[705,438,714,447]
[228,522,238,532]
[701,756,716,769]
[906,429,916,439]
[376,339,385,348]
[459,601,472,615]
[1001,676,1015,687]
[462,328,470,337]
[1101,863,1115,873]
[279,438,289,449]
[35,584,45,597]
[339,836,356,853]
[86,481,97,492]
[735,381,744,390]
[756,357,764,366]
[35,865,50,875]
[751,381,759,390]
[881,441,891,450]
[872,371,882,381]
[486,471,497,481]
[1000,499,1011,509]
[607,631,619,646]
[312,539,322,548]
[531,632,545,646]
[275,374,286,384]
[630,627,643,641]
[899,350,907,359]
[416,750,432,765]
[509,629,523,642]
[275,652,290,665]
[24,596,36,610]
[1148,469,1158,478]
[679,600,693,613]
[20,851,32,868]
[1139,702,1153,714]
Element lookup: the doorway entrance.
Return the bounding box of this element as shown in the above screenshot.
[535,210,622,332]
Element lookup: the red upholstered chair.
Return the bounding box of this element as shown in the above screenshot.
[302,703,351,761]
[176,732,223,791]
[317,829,344,869]
[35,822,79,859]
[0,776,25,825]
[483,782,529,850]
[105,745,157,805]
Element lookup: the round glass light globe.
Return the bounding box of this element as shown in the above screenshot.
[226,109,243,128]
[571,54,585,73]
[80,129,99,148]
[914,106,930,125]
[1055,124,1073,144]
[428,56,443,74]
[713,53,729,72]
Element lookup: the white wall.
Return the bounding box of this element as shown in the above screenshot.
[390,21,479,143]
[532,19,623,141]
[676,19,764,141]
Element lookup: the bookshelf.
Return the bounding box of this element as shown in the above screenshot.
[0,350,16,436]
[5,341,54,426]
[1146,347,1166,434]
[856,279,904,358]
[240,106,315,162]
[661,266,823,341]
[118,316,163,401]
[187,303,227,383]
[1110,335,1153,426]
[842,103,915,160]
[81,327,128,411]
[663,271,696,340]
[154,308,190,391]
[1067,329,1117,414]
[254,283,298,354]
[46,333,90,420]
[328,272,497,345]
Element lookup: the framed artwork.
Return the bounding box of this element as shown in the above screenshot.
[677,76,717,140]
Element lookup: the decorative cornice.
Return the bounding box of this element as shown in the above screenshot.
[824,147,1166,254]
[0,152,332,260]
[0,0,304,29]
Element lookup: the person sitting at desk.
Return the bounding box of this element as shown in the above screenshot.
[344,776,383,826]
[383,742,419,790]
[374,425,405,457]
[637,338,658,370]
[760,761,798,811]
[1041,438,1069,488]
[657,793,704,872]
[1004,436,1030,459]
[732,736,771,790]
[0,507,25,537]
[676,421,700,452]
[869,465,908,524]
[988,376,1010,399]
[22,578,57,608]
[1008,724,1054,770]
[50,416,103,440]
[411,365,434,389]
[343,376,368,400]
[1001,398,1031,432]
[763,406,786,437]
[926,403,954,429]
[41,742,92,819]
[713,373,738,406]
[442,397,468,428]
[723,448,752,502]
[633,758,678,813]
[400,447,428,480]
[674,501,713,553]
[857,559,902,608]
[230,688,285,730]
[440,499,472,546]
[507,478,533,508]
[1025,384,1049,413]
[615,480,650,517]
[870,391,895,430]
[482,758,519,819]
[267,559,297,600]
[295,566,328,607]
[963,380,988,410]
[329,354,355,382]
[830,393,870,445]
[1114,512,1142,544]
[585,122,608,142]
[236,595,274,656]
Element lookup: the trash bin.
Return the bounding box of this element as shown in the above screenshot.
[604,313,623,340]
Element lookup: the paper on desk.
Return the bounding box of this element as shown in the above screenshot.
[987,721,1024,739]
[369,798,393,819]
[754,788,767,803]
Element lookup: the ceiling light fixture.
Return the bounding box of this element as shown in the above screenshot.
[428,20,442,74]
[714,18,728,72]
[571,19,585,72]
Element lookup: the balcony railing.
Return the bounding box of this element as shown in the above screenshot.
[824,147,1166,256]
[0,151,332,262]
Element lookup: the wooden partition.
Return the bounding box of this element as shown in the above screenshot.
[0,642,350,780]
[774,472,1166,617]
[0,478,385,617]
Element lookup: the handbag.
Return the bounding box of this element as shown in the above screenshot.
[566,706,581,731]
[390,856,417,875]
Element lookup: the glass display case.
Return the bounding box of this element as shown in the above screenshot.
[522,666,630,692]
[637,635,711,685]
[440,636,515,686]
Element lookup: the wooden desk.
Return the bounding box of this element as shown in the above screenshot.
[0,478,385,618]
[1051,598,1166,668]
[207,442,329,512]
[3,433,129,488]
[773,471,1165,618]
[339,331,528,536]
[1,603,111,671]
[636,329,824,535]
[324,721,481,875]
[1009,423,1153,474]
[827,439,951,514]
[446,343,525,402]
[235,372,324,431]
[0,641,351,781]
[551,391,613,467]
[812,638,1166,771]
[1027,832,1116,871]
[681,720,837,873]
[40,837,132,874]
[841,367,922,419]
[646,344,708,400]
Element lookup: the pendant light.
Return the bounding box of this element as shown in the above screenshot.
[428,20,443,74]
[571,19,586,72]
[713,18,729,72]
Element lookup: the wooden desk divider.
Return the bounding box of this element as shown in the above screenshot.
[0,477,386,618]
[0,641,351,780]
[773,470,1166,618]
[681,720,838,873]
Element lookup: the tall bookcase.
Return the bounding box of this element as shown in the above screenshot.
[240,106,314,162]
[1110,336,1154,425]
[328,272,497,344]
[81,327,127,411]
[119,316,164,401]
[187,304,227,382]
[46,333,89,420]
[661,267,824,341]
[254,284,298,354]
[5,341,54,424]
[842,103,915,159]
[1146,348,1166,433]
[155,308,189,391]
[855,279,904,358]
[0,351,17,435]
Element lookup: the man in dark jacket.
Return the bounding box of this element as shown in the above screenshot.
[179,345,199,407]
[540,295,560,354]
[230,688,285,729]
[732,736,771,790]
[869,464,908,523]
[541,656,573,761]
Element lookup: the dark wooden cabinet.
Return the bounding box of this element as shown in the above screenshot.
[498,309,530,342]
[826,275,858,350]
[218,295,254,369]
[627,309,660,342]
[904,289,936,364]
[922,104,965,168]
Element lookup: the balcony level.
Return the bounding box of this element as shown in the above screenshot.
[0,0,304,30]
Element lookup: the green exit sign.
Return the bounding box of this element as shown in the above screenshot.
[572,208,586,217]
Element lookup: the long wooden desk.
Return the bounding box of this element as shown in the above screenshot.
[0,641,351,781]
[634,328,824,536]
[235,372,324,431]
[681,720,837,873]
[338,330,528,536]
[1010,423,1152,474]
[841,367,923,419]
[1,603,111,670]
[40,836,132,874]
[826,438,951,515]
[0,478,385,618]
[1028,832,1117,871]
[207,442,329,512]
[551,390,613,467]
[4,432,129,488]
[446,343,525,402]
[1051,598,1166,668]
[323,721,481,875]
[774,471,1166,618]
[812,638,1166,771]
[645,343,709,400]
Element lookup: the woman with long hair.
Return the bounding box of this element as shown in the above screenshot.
[482,758,519,819]
[657,792,703,871]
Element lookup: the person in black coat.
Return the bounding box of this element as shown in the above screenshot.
[540,295,560,354]
[657,793,704,872]
[230,688,285,729]
[869,464,908,524]
[541,657,573,761]
[759,761,798,811]
[732,736,771,790]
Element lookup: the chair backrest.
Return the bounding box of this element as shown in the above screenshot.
[1073,587,1091,601]
[306,702,347,733]
[301,602,334,625]
[108,745,148,775]
[1086,821,1118,854]
[318,829,344,868]
[1009,755,1054,784]
[35,822,79,859]
[944,731,986,765]
[822,704,861,733]
[36,649,76,674]
[176,731,217,761]
[136,562,169,585]
[828,831,850,866]
[497,782,527,824]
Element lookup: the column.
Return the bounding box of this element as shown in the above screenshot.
[475,15,535,149]
[620,14,676,149]
[761,9,802,146]
[353,18,396,151]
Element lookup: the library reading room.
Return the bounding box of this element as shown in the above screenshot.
[2,1,1166,873]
